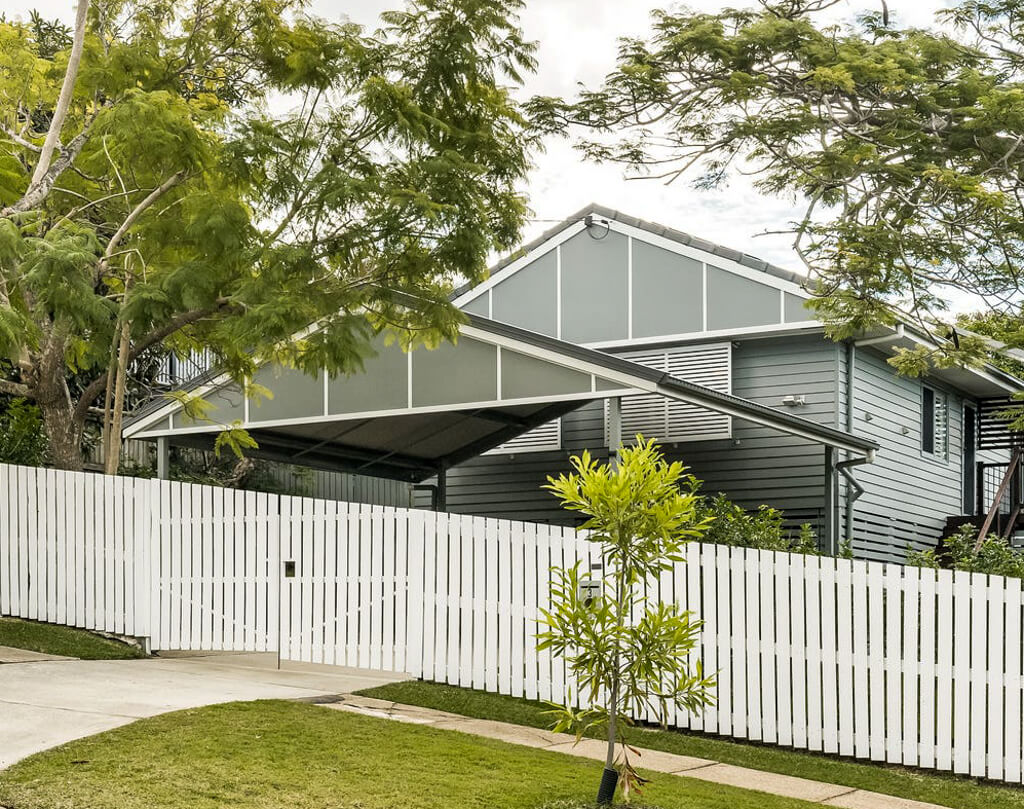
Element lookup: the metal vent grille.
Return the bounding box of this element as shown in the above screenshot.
[486,418,561,455]
[611,343,732,444]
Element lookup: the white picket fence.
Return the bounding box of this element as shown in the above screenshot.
[1,461,1023,783]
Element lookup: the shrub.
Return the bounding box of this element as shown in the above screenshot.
[907,524,1024,579]
[695,492,819,555]
[0,397,47,466]
[540,438,715,803]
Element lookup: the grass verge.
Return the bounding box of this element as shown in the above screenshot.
[358,680,1024,809]
[0,700,819,809]
[0,617,146,660]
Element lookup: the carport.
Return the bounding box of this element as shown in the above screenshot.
[123,313,878,550]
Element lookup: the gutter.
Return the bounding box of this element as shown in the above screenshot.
[854,324,904,347]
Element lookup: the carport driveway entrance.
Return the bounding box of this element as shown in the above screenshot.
[0,651,409,769]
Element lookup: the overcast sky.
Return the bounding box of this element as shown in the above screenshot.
[13,0,953,272]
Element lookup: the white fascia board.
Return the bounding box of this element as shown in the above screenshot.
[452,220,588,308]
[123,374,234,438]
[131,387,642,439]
[857,324,1020,395]
[581,321,824,351]
[125,319,653,439]
[606,219,813,298]
[459,324,661,392]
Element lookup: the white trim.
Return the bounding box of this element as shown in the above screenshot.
[779,289,786,323]
[458,324,659,392]
[487,288,493,319]
[495,346,502,400]
[607,219,811,296]
[701,262,708,332]
[555,244,562,340]
[627,236,633,340]
[407,351,413,408]
[451,220,587,308]
[131,388,642,439]
[322,370,329,416]
[582,321,824,351]
[122,321,657,439]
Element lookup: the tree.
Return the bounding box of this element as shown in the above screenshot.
[0,0,537,470]
[538,438,715,804]
[531,0,1024,376]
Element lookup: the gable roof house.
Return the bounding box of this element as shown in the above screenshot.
[124,204,1024,563]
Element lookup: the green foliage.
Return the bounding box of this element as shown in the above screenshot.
[0,0,539,468]
[907,524,1024,578]
[535,1,1024,372]
[696,494,819,555]
[539,438,715,801]
[0,397,47,466]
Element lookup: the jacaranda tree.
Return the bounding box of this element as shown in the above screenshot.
[0,0,538,470]
[539,438,715,804]
[530,0,1024,376]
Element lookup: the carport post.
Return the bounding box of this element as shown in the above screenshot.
[156,437,169,480]
[824,445,838,556]
[608,396,622,468]
[435,464,447,512]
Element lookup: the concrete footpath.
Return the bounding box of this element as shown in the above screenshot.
[329,694,953,809]
[0,651,407,770]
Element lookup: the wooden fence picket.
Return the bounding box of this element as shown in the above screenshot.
[7,460,1024,787]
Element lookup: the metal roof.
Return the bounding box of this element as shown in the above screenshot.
[452,202,805,300]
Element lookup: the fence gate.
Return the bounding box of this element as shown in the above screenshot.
[150,482,279,654]
[277,500,418,675]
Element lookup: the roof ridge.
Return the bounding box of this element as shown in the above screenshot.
[451,203,807,301]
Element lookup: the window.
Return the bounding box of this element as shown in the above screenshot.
[608,343,732,444]
[922,386,949,460]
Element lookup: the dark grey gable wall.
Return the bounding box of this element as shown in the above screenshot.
[467,229,815,344]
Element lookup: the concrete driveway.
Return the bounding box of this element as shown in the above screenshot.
[0,650,409,770]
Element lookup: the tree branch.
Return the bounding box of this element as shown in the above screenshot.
[29,0,90,187]
[73,298,237,424]
[96,171,185,279]
[0,378,31,398]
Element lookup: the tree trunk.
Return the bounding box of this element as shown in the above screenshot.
[38,390,85,471]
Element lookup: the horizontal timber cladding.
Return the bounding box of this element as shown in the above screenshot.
[848,347,977,563]
[9,460,1024,785]
[436,335,841,536]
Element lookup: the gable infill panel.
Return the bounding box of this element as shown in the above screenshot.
[411,337,497,407]
[706,266,781,331]
[631,240,703,338]
[490,249,557,336]
[560,230,628,343]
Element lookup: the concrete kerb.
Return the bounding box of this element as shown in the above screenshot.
[325,695,955,809]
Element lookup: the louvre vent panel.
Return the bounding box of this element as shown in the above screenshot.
[486,418,561,454]
[611,343,732,444]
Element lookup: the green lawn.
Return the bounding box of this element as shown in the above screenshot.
[0,617,146,660]
[358,680,1024,809]
[0,700,819,809]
